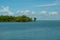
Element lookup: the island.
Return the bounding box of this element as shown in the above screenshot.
[0,15,36,22]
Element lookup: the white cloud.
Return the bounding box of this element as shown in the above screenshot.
[35,3,57,7]
[49,11,58,15]
[39,11,58,16]
[25,10,30,13]
[20,11,24,13]
[40,11,47,14]
[16,10,30,15]
[32,11,35,14]
[16,10,20,13]
[0,6,14,15]
[20,10,30,14]
[20,10,35,15]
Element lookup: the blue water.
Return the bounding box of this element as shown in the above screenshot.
[0,20,60,40]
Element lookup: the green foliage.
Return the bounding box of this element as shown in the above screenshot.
[0,15,32,22]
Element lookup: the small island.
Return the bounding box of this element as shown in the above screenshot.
[0,15,36,22]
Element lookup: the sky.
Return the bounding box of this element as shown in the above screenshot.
[0,0,60,20]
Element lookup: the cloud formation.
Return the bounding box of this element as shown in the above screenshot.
[32,11,35,14]
[16,10,20,13]
[40,11,47,14]
[17,10,35,15]
[39,10,58,16]
[35,3,57,7]
[0,6,14,15]
[0,6,58,16]
[20,11,24,13]
[23,10,30,14]
[49,11,58,15]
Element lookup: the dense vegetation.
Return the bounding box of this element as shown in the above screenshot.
[0,15,33,22]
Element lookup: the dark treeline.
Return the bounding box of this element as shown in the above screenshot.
[0,15,33,22]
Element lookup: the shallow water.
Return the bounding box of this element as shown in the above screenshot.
[0,20,60,40]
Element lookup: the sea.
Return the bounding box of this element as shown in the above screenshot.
[0,20,60,40]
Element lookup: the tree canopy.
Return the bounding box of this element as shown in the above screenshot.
[0,15,33,22]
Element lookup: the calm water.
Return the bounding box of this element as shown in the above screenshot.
[0,20,60,40]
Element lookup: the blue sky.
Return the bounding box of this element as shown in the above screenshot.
[0,0,60,20]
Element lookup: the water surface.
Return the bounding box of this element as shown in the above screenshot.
[0,20,60,40]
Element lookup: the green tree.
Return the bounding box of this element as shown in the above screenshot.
[0,15,33,22]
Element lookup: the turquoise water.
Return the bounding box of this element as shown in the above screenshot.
[0,20,60,40]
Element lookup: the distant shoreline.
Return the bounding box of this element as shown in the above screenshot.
[0,15,36,22]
